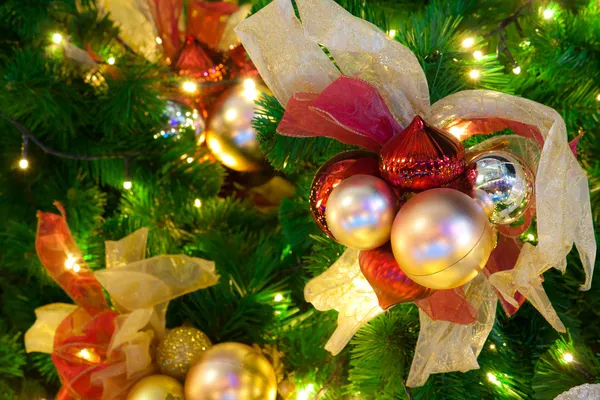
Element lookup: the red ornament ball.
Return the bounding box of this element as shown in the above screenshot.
[309,151,379,238]
[379,116,465,191]
[359,244,436,309]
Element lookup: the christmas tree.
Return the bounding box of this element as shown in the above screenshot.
[1,0,599,399]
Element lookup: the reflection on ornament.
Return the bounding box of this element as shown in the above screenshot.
[471,150,534,225]
[205,83,269,171]
[126,375,184,400]
[391,188,495,290]
[471,188,495,218]
[325,175,398,250]
[309,151,380,238]
[380,116,465,191]
[157,327,212,380]
[185,342,277,400]
[155,100,205,140]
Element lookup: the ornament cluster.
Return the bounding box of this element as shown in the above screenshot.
[128,335,278,400]
[311,116,534,304]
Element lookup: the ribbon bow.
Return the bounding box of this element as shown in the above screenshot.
[25,202,219,399]
[236,0,596,387]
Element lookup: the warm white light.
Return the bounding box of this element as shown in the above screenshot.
[448,126,467,139]
[387,29,397,38]
[489,344,496,350]
[527,233,535,241]
[182,81,198,93]
[469,69,480,79]
[543,9,555,19]
[72,263,81,273]
[243,78,256,91]
[186,157,194,164]
[473,50,483,60]
[297,390,309,400]
[306,384,315,392]
[194,198,202,208]
[123,181,132,190]
[155,37,163,44]
[596,93,600,101]
[274,293,284,302]
[52,33,63,44]
[107,56,115,65]
[462,37,475,48]
[513,66,522,75]
[225,108,238,122]
[77,348,93,361]
[65,254,77,270]
[19,158,29,169]
[563,353,574,363]
[487,372,500,386]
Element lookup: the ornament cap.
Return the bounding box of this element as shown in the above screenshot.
[380,115,465,190]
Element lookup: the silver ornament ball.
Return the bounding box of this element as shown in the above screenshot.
[325,174,398,250]
[472,150,534,225]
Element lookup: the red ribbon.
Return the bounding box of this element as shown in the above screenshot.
[36,203,117,399]
[278,76,403,151]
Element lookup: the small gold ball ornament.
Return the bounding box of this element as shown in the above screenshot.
[126,375,184,400]
[156,327,212,380]
[206,81,269,172]
[185,342,278,400]
[391,188,495,290]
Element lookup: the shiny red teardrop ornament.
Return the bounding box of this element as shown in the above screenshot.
[309,150,379,238]
[359,244,436,310]
[379,116,465,190]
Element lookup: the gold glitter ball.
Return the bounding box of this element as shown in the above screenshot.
[157,327,212,380]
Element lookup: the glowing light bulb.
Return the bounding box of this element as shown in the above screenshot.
[527,233,535,241]
[596,93,600,101]
[182,81,198,93]
[489,344,496,350]
[155,37,163,44]
[274,293,284,302]
[469,69,480,79]
[513,66,522,75]
[77,348,93,361]
[243,78,256,91]
[473,50,483,60]
[297,390,309,400]
[194,198,202,208]
[123,181,132,190]
[19,158,29,169]
[225,108,238,121]
[65,254,77,270]
[487,372,500,386]
[543,9,555,19]
[563,353,574,363]
[387,29,397,38]
[448,126,467,140]
[52,33,63,44]
[186,157,194,163]
[462,37,475,48]
[107,56,115,65]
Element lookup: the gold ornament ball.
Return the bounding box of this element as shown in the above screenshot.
[391,188,495,290]
[156,326,212,380]
[126,375,184,400]
[325,174,398,250]
[185,342,278,400]
[206,82,269,172]
[471,188,495,218]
